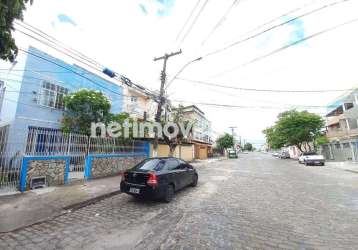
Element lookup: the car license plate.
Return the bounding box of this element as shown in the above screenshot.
[129,187,140,194]
[315,161,320,164]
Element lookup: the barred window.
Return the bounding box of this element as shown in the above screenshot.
[39,81,69,110]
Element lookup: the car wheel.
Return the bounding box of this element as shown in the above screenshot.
[304,161,308,166]
[191,174,198,187]
[321,162,325,166]
[163,184,174,203]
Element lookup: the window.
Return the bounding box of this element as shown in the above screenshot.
[133,159,164,171]
[130,96,138,103]
[165,158,179,170]
[39,81,68,110]
[26,126,62,154]
[178,159,187,165]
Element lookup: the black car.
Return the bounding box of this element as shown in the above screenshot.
[120,157,198,202]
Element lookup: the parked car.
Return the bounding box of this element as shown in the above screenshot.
[120,157,198,202]
[279,151,290,159]
[272,152,280,157]
[228,149,238,158]
[298,152,325,166]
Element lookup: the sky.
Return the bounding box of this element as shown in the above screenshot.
[13,0,358,147]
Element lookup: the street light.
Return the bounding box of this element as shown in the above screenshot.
[165,56,202,90]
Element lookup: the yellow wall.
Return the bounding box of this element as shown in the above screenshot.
[149,143,194,162]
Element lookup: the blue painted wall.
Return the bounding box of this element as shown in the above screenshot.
[16,46,122,122]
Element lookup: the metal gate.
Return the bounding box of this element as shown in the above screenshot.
[67,133,88,181]
[0,125,22,194]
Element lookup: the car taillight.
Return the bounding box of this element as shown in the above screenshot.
[147,173,158,188]
[122,172,128,182]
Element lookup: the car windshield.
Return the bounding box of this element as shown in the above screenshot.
[132,159,164,171]
[304,152,317,156]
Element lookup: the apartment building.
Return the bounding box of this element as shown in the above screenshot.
[322,89,358,161]
[122,86,156,121]
[180,105,213,159]
[326,92,358,141]
[0,46,123,153]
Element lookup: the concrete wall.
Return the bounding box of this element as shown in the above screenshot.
[26,159,66,190]
[90,156,145,179]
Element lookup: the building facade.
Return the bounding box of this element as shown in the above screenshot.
[0,46,123,153]
[321,89,358,161]
[122,86,156,121]
[179,105,213,159]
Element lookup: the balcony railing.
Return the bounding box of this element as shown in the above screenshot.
[326,128,358,139]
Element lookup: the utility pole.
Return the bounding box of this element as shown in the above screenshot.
[153,50,182,157]
[229,126,237,151]
[228,126,236,138]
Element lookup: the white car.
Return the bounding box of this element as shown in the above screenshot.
[298,152,325,166]
[272,152,280,157]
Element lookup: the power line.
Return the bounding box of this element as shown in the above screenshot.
[202,0,350,58]
[209,16,358,78]
[0,75,139,99]
[175,0,202,41]
[15,21,103,69]
[0,69,81,74]
[186,80,334,107]
[238,0,321,39]
[15,28,104,74]
[201,0,241,46]
[17,48,127,98]
[176,77,357,93]
[178,0,210,47]
[167,0,351,86]
[14,21,157,99]
[172,99,328,109]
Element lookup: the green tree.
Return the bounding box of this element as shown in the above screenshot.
[263,110,324,152]
[315,135,329,147]
[262,126,286,150]
[244,142,253,151]
[62,89,112,135]
[216,133,234,151]
[0,0,33,62]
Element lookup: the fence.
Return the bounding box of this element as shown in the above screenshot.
[0,125,22,193]
[0,127,149,194]
[320,140,358,162]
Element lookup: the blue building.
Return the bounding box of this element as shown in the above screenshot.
[0,46,123,153]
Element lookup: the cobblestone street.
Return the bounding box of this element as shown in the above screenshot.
[2,153,358,249]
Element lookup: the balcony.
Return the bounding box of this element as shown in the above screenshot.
[326,114,344,126]
[326,128,358,140]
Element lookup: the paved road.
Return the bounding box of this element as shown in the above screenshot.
[2,153,358,249]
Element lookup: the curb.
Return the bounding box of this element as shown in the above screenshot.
[0,190,122,234]
[63,190,121,211]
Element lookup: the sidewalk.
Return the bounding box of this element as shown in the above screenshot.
[326,161,358,173]
[0,176,122,233]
